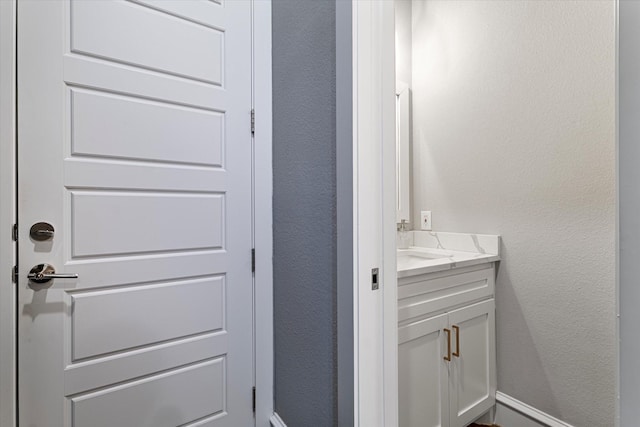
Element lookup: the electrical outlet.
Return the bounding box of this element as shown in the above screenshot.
[420,211,432,230]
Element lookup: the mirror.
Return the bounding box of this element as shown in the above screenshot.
[396,81,411,227]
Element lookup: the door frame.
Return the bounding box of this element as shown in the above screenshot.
[0,0,17,425]
[0,1,273,425]
[347,2,398,426]
[252,1,274,425]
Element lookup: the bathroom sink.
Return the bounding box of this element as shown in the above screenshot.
[397,249,452,270]
[398,249,451,260]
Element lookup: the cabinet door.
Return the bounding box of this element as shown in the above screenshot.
[398,313,450,427]
[448,299,496,427]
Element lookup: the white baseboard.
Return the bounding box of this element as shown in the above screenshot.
[495,391,575,427]
[269,394,570,427]
[270,412,287,427]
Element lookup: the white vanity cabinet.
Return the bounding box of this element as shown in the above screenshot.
[398,263,497,427]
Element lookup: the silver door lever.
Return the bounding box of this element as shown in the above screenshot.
[28,263,78,284]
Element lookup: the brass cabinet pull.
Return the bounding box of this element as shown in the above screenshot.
[452,325,460,357]
[444,328,452,361]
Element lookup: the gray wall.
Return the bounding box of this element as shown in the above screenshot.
[272,1,339,425]
[619,2,640,425]
[408,1,616,426]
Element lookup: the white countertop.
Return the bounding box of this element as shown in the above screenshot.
[396,231,501,278]
[397,246,500,278]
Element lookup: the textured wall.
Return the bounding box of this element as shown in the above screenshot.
[272,1,337,426]
[395,0,412,88]
[409,1,616,426]
[619,2,640,425]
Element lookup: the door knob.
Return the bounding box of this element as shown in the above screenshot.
[27,263,78,284]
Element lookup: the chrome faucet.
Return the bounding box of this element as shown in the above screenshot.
[397,219,409,232]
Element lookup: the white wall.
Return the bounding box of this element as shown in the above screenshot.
[395,0,412,87]
[493,402,552,427]
[409,1,616,426]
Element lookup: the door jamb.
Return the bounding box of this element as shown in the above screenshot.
[350,2,398,426]
[252,1,274,425]
[0,0,17,425]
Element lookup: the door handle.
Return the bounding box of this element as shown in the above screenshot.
[452,325,460,357]
[28,263,78,284]
[444,328,451,362]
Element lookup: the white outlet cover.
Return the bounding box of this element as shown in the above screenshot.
[421,211,432,230]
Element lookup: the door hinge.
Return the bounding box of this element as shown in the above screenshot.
[12,265,18,283]
[251,248,256,273]
[12,224,17,241]
[251,109,255,135]
[252,386,256,413]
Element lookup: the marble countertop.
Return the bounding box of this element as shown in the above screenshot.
[396,231,501,278]
[397,246,499,278]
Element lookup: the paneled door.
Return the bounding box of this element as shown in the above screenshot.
[17,1,254,426]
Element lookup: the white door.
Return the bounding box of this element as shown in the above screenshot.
[17,1,254,426]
